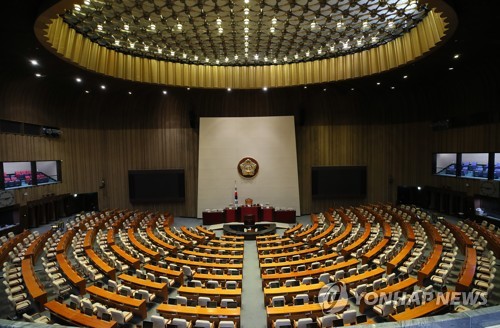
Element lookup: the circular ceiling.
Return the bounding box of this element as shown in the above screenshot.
[62,0,429,66]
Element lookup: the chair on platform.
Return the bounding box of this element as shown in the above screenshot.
[151,315,167,328]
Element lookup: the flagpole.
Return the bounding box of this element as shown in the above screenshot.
[234,180,238,207]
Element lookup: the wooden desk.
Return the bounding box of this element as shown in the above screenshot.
[83,229,94,249]
[339,267,385,290]
[196,226,216,239]
[146,226,177,253]
[143,264,183,285]
[184,249,244,260]
[106,229,115,246]
[417,245,443,286]
[128,228,160,261]
[57,253,86,294]
[181,226,206,242]
[341,222,371,256]
[362,238,389,265]
[456,247,476,292]
[295,221,319,240]
[257,238,291,246]
[85,248,116,280]
[23,230,51,259]
[87,285,147,319]
[422,221,442,245]
[256,234,280,241]
[193,272,243,283]
[467,219,500,257]
[22,258,47,307]
[310,223,335,244]
[110,244,140,269]
[263,282,325,304]
[266,299,349,326]
[258,247,320,260]
[57,229,76,253]
[386,241,415,274]
[259,251,338,271]
[156,303,240,326]
[118,273,168,298]
[221,234,244,241]
[261,259,359,285]
[165,256,243,271]
[284,223,303,237]
[258,242,305,253]
[178,285,242,303]
[325,222,353,248]
[207,239,244,246]
[359,277,418,313]
[388,291,455,321]
[45,300,117,328]
[197,244,244,253]
[164,227,192,246]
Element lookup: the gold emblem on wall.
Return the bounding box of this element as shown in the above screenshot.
[238,157,259,178]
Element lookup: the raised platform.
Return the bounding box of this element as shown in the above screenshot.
[222,223,277,240]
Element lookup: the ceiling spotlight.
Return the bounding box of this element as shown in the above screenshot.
[194,55,199,60]
[187,87,190,90]
[124,24,129,31]
[244,18,249,25]
[453,54,460,59]
[234,55,238,60]
[448,67,454,70]
[376,82,381,85]
[351,88,355,91]
[270,26,275,33]
[391,86,395,90]
[227,88,232,92]
[244,8,250,15]
[128,91,132,95]
[35,73,42,77]
[216,18,222,26]
[254,54,259,60]
[30,59,39,66]
[403,75,408,79]
[304,86,307,89]
[75,77,82,82]
[85,90,89,94]
[162,90,167,95]
[100,85,106,90]
[263,87,268,91]
[272,17,277,25]
[323,88,327,91]
[177,22,182,30]
[244,0,249,3]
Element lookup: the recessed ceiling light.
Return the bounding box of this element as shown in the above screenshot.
[448,67,454,70]
[85,90,90,94]
[75,77,82,83]
[303,86,307,89]
[403,75,408,79]
[128,91,132,95]
[262,87,268,91]
[351,88,355,91]
[391,86,395,90]
[162,90,167,95]
[323,88,327,91]
[187,87,190,90]
[30,59,39,66]
[376,82,381,85]
[453,54,460,59]
[227,88,231,92]
[100,85,106,89]
[35,73,42,77]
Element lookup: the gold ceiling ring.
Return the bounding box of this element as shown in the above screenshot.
[35,0,457,89]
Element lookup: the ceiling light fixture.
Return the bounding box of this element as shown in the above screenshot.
[75,77,82,82]
[30,59,39,66]
[100,85,106,89]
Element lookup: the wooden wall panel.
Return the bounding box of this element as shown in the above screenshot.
[1,58,499,217]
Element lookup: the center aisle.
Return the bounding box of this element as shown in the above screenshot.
[241,240,267,328]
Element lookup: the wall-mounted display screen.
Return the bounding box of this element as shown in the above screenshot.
[311,166,367,199]
[128,170,185,203]
[460,153,489,179]
[495,153,500,181]
[434,153,457,176]
[1,160,61,190]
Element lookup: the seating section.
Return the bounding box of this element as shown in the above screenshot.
[1,204,498,327]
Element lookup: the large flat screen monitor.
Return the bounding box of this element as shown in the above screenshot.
[128,169,185,203]
[311,166,367,199]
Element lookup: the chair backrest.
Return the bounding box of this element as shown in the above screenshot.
[109,309,125,324]
[296,318,313,328]
[320,314,336,327]
[221,298,235,308]
[275,318,292,328]
[218,321,235,328]
[198,296,211,307]
[272,296,285,307]
[194,319,212,328]
[342,309,357,324]
[319,273,330,284]
[171,318,188,328]
[151,315,166,328]
[176,295,188,305]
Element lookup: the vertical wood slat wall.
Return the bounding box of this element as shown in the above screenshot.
[1,69,500,217]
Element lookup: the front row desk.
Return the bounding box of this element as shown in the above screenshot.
[202,206,296,225]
